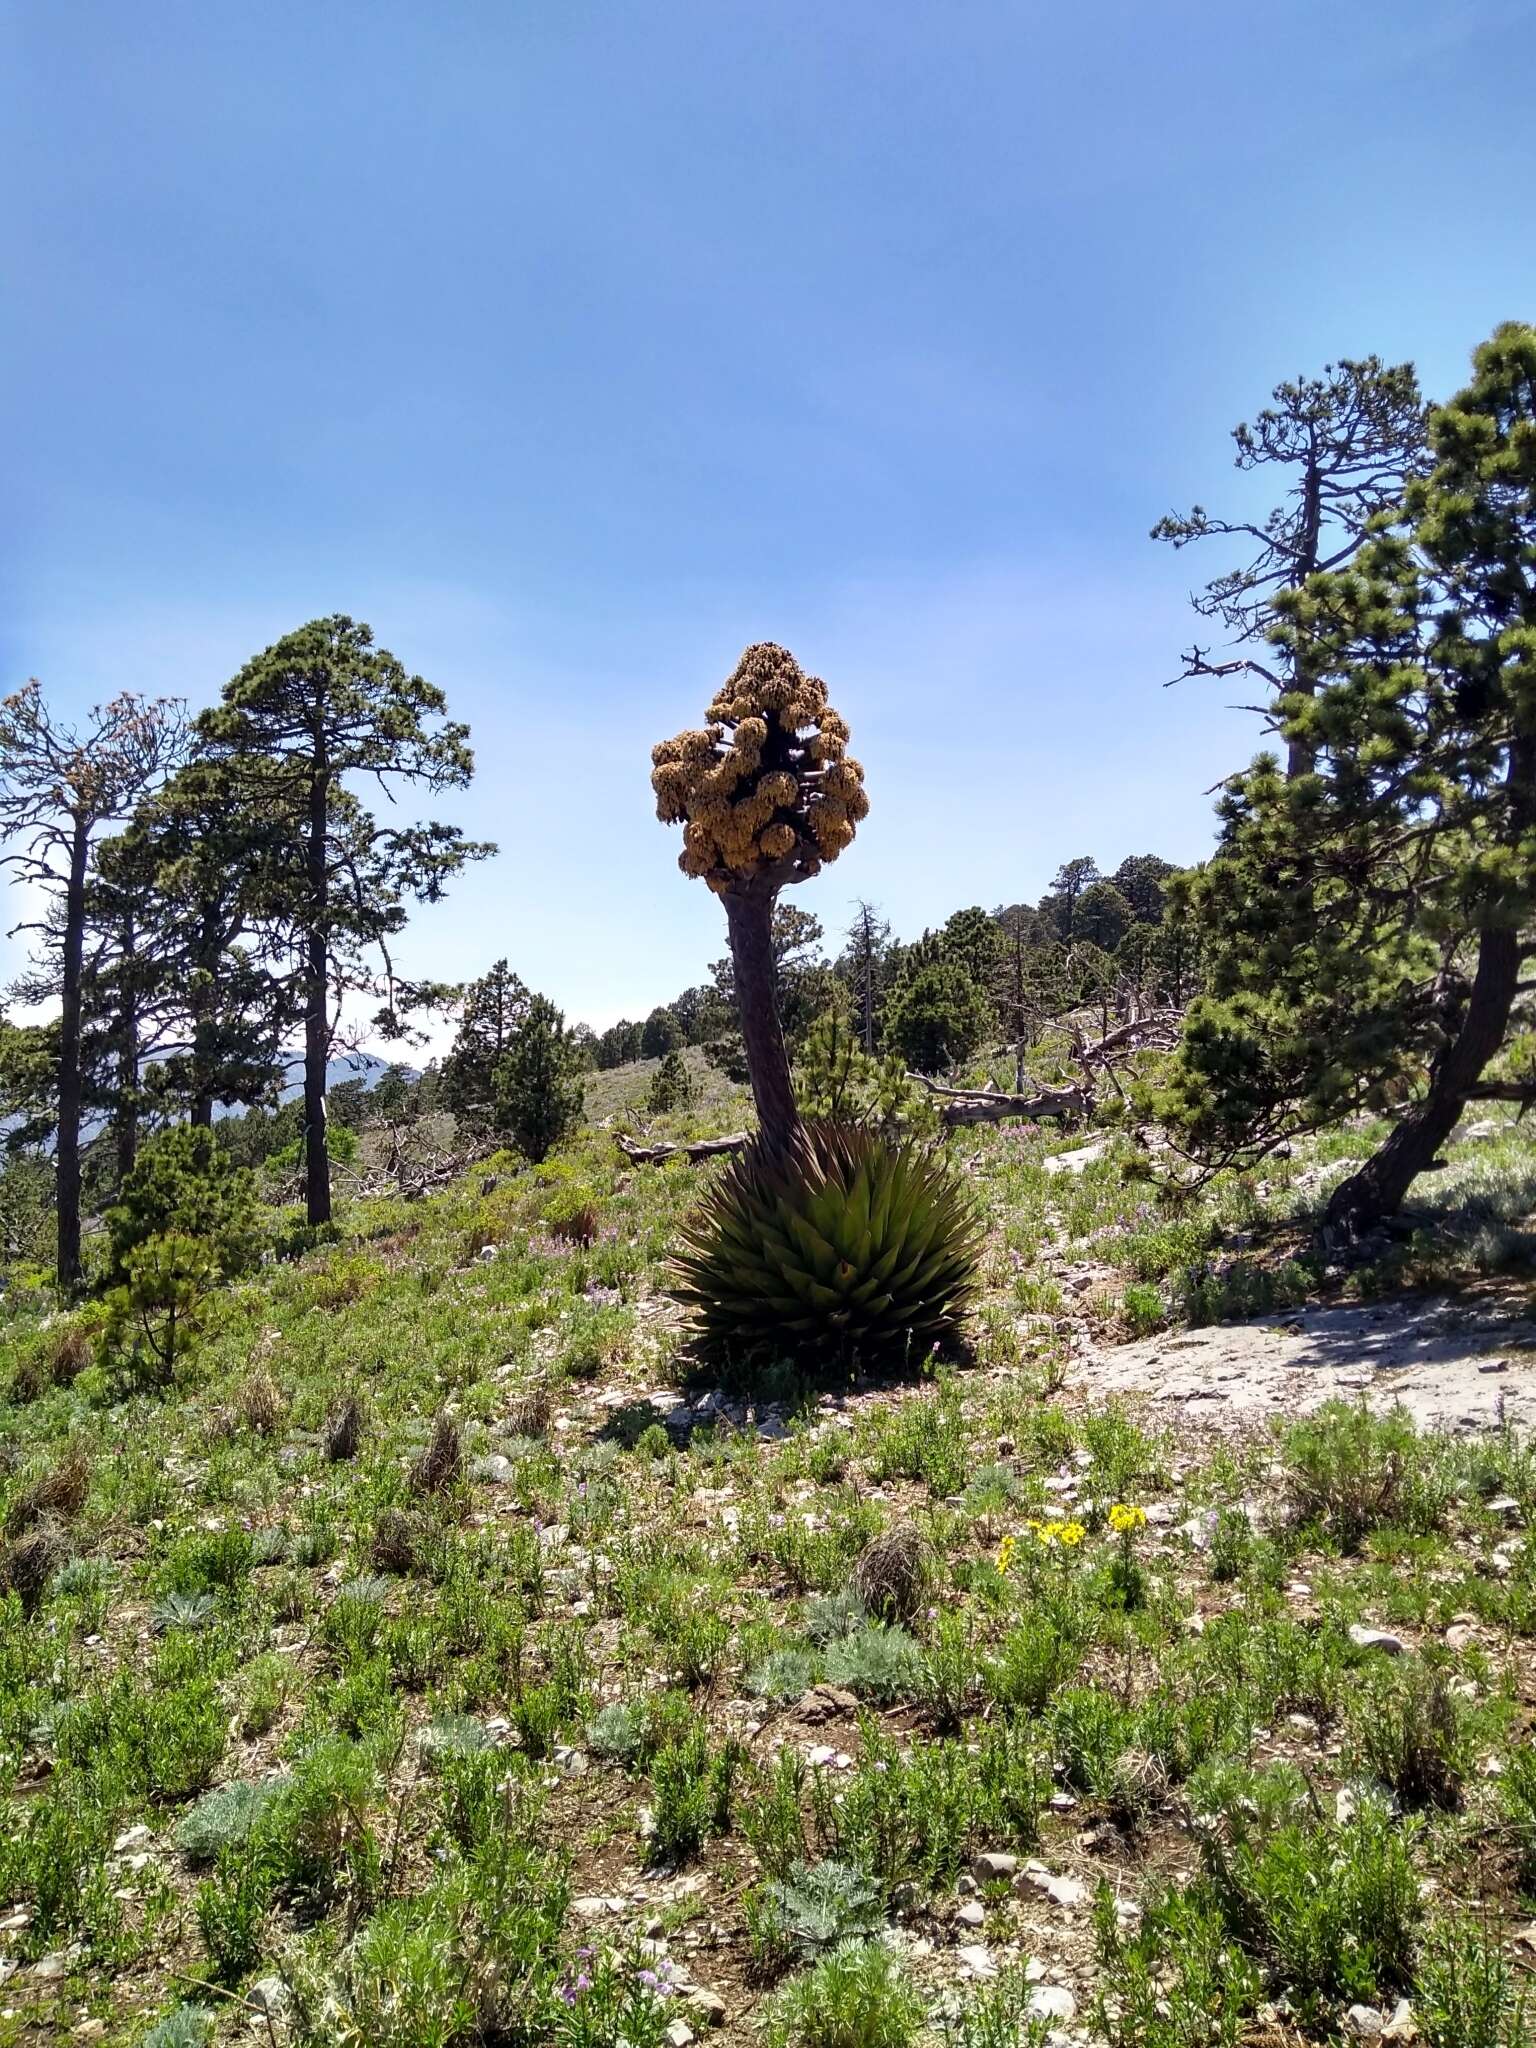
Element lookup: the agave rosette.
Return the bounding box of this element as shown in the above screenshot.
[669,1119,982,1362]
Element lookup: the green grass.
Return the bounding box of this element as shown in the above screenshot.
[3,1087,1536,2040]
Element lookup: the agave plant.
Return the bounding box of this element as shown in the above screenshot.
[670,1119,981,1364]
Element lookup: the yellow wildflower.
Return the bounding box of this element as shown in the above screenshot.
[1108,1503,1148,1534]
[996,1535,1017,1575]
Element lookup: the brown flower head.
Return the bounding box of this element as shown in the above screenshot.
[651,643,867,889]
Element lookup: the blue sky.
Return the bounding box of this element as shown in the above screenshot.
[5,0,1535,1035]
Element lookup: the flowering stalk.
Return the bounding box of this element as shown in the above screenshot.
[651,644,868,1154]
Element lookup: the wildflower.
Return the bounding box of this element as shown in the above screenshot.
[1056,1521,1086,1546]
[1109,1503,1148,1534]
[997,1534,1017,1575]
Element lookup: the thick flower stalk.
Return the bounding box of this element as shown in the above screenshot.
[652,643,869,1149]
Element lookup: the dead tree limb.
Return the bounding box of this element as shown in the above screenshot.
[1073,1010,1183,1063]
[615,1131,751,1165]
[906,1074,1092,1124]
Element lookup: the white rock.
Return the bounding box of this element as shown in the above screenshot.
[971,1851,1018,1881]
[111,1825,151,1853]
[957,1943,996,1978]
[1348,1625,1407,1655]
[1027,1985,1077,2022]
[956,1902,986,1928]
[249,1978,291,2016]
[1018,1861,1088,1908]
[665,2023,695,2048]
[1345,2005,1384,2040]
[1382,1998,1416,2041]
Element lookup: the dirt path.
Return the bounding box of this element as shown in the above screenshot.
[1075,1289,1536,1433]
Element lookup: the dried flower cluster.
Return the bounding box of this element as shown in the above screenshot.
[650,642,869,891]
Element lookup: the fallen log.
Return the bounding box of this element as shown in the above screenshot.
[907,1075,1092,1124]
[615,1131,751,1165]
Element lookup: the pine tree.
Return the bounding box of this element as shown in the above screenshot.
[595,1019,644,1069]
[1074,880,1134,954]
[646,1047,695,1114]
[883,959,992,1075]
[1162,322,1536,1237]
[1154,355,1430,775]
[1111,854,1175,924]
[640,1006,684,1059]
[671,983,733,1047]
[104,754,297,1130]
[0,685,185,1287]
[496,995,585,1162]
[442,961,531,1124]
[1038,856,1100,940]
[196,617,494,1225]
[839,900,893,1052]
[939,905,1007,988]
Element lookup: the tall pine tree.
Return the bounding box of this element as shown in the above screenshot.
[196,617,493,1225]
[1154,356,1430,776]
[0,684,185,1287]
[1162,322,1536,1236]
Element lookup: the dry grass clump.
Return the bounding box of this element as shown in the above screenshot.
[408,1410,463,1497]
[503,1385,553,1441]
[237,1368,288,1438]
[5,1443,91,1537]
[324,1393,364,1463]
[0,1520,69,1617]
[370,1507,421,1576]
[851,1521,927,1625]
[9,1320,94,1405]
[548,1201,599,1248]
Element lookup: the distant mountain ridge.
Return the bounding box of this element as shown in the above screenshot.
[275,1051,412,1103]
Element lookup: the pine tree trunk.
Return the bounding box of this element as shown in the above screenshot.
[302,767,331,1226]
[723,888,799,1153]
[115,917,139,1187]
[55,819,89,1291]
[1324,925,1521,1238]
[190,907,218,1128]
[1285,459,1323,781]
